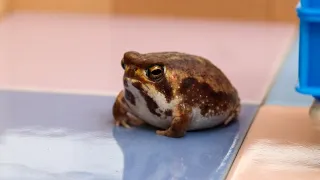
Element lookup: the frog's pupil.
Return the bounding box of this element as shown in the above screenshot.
[146,66,164,81]
[152,69,162,75]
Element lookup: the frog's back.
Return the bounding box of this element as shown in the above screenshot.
[145,52,240,130]
[143,52,235,93]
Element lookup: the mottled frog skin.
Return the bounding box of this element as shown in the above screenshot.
[112,51,241,138]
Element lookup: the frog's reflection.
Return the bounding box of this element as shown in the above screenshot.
[112,121,240,180]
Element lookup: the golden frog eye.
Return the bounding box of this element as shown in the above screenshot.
[146,65,164,81]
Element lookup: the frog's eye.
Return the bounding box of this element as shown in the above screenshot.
[121,60,126,70]
[146,65,164,81]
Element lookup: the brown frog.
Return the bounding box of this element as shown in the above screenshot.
[112,51,241,138]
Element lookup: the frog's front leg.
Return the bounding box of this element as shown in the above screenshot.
[112,90,145,128]
[156,104,192,138]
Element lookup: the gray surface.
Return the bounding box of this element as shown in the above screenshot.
[265,39,314,106]
[0,90,258,180]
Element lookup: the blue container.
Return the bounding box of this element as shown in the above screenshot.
[300,0,320,8]
[296,1,320,100]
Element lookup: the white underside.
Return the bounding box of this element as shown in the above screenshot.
[125,80,228,131]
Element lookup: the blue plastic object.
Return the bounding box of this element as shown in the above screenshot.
[296,1,320,100]
[300,0,320,8]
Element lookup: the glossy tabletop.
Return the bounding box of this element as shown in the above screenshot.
[0,90,258,180]
[227,38,320,179]
[227,106,320,180]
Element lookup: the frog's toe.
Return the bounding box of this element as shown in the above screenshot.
[156,129,185,138]
[115,118,131,128]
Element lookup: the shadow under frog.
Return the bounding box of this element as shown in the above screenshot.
[112,117,242,180]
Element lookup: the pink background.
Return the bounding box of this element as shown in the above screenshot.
[0,13,296,103]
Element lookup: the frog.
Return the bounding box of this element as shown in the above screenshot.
[112,51,241,138]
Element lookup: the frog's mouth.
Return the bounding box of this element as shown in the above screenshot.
[124,77,165,118]
[125,78,149,92]
[124,77,158,103]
